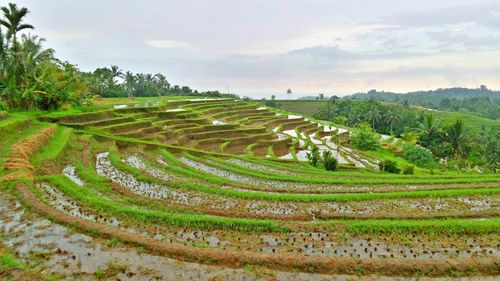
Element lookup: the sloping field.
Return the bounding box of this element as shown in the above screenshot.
[1,98,499,278]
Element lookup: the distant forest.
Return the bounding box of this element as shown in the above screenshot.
[346,87,500,120]
[300,87,500,120]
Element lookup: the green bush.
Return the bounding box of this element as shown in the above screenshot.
[401,143,438,168]
[402,165,415,175]
[306,145,320,167]
[379,160,401,174]
[351,123,379,151]
[322,151,338,171]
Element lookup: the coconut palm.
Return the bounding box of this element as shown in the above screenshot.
[123,71,136,98]
[1,34,54,109]
[154,73,169,96]
[447,119,465,157]
[0,3,34,49]
[17,34,54,82]
[365,107,381,130]
[385,110,401,134]
[418,114,440,147]
[109,65,123,84]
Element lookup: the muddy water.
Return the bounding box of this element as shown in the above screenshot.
[5,191,496,280]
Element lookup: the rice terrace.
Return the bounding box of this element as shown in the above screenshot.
[0,1,499,280]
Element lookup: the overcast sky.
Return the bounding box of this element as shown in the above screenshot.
[13,0,500,98]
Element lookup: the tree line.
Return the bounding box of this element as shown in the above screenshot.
[0,3,236,111]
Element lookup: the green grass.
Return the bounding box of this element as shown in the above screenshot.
[109,149,500,203]
[185,153,499,185]
[31,126,73,166]
[38,174,288,233]
[0,251,25,269]
[317,218,500,236]
[414,108,500,134]
[206,153,491,180]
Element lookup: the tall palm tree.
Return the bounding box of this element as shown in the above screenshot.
[154,73,169,96]
[365,107,381,130]
[447,119,465,157]
[385,110,401,134]
[0,28,9,80]
[418,114,439,147]
[0,3,34,49]
[123,71,136,98]
[18,34,54,82]
[109,65,123,84]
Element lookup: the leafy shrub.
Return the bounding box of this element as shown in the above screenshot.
[401,143,438,168]
[322,151,338,171]
[379,160,401,174]
[306,145,320,167]
[402,165,414,175]
[351,123,379,151]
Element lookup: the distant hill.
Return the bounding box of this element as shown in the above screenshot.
[341,87,500,120]
[344,87,500,104]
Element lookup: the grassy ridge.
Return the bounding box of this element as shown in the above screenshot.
[31,126,73,166]
[317,218,500,236]
[110,148,500,203]
[184,153,500,185]
[38,175,287,233]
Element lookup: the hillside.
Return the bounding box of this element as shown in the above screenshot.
[344,88,500,120]
[263,99,500,133]
[346,87,500,103]
[1,97,499,278]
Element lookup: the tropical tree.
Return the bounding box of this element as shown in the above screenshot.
[109,65,123,84]
[418,114,441,147]
[351,122,379,150]
[0,2,33,49]
[365,106,381,130]
[123,71,136,98]
[385,109,401,134]
[447,119,465,157]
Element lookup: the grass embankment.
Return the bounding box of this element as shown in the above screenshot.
[183,153,500,185]
[206,153,497,181]
[37,175,286,233]
[30,126,73,166]
[109,148,500,203]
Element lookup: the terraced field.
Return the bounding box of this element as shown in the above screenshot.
[0,98,499,279]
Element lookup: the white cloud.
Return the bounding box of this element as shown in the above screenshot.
[145,40,194,50]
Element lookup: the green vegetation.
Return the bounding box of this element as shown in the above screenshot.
[351,123,379,151]
[311,98,499,172]
[0,251,25,269]
[346,87,500,120]
[0,96,498,277]
[379,160,401,174]
[0,2,238,112]
[0,3,498,277]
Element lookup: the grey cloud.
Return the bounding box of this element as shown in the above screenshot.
[377,2,500,29]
